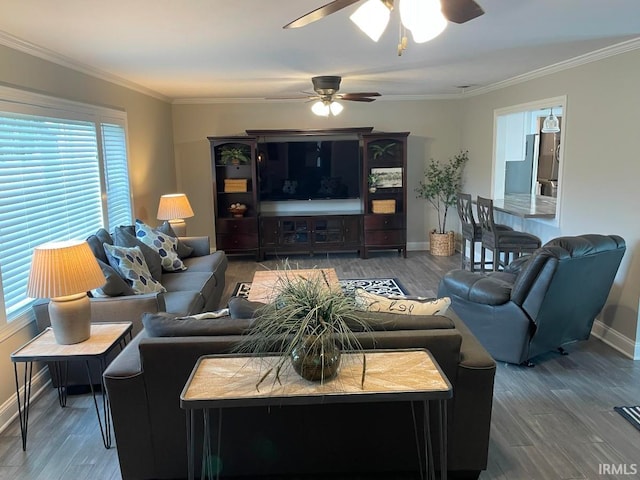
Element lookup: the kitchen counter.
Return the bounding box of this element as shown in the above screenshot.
[492,194,556,218]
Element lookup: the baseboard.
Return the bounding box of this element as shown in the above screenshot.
[591,320,640,360]
[408,241,461,253]
[407,241,428,251]
[0,367,51,434]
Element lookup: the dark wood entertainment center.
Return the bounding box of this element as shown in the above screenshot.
[209,128,408,260]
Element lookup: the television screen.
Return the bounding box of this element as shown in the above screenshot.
[258,140,361,201]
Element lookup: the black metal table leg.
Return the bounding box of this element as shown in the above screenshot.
[84,358,112,448]
[13,361,33,451]
[439,399,448,480]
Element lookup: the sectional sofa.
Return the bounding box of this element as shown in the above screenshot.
[34,224,228,386]
[104,300,496,480]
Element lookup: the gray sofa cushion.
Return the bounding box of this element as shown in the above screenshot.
[86,228,113,264]
[182,251,225,275]
[228,296,266,319]
[94,258,135,297]
[163,291,204,315]
[142,311,253,337]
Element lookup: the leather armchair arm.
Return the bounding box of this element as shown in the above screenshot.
[439,270,515,306]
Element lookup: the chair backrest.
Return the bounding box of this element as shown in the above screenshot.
[456,193,477,239]
[510,234,626,359]
[476,196,498,246]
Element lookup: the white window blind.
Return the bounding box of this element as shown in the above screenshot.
[0,91,133,324]
[102,123,132,230]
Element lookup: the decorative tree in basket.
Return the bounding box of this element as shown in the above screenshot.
[415,150,468,234]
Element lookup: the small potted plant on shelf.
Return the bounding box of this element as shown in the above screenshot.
[371,142,396,160]
[415,150,468,256]
[368,172,381,193]
[233,263,370,389]
[220,145,251,165]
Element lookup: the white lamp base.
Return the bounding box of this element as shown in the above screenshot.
[48,293,91,344]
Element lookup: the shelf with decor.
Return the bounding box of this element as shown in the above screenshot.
[361,132,409,259]
[209,136,259,258]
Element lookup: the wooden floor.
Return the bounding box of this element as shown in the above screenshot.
[1,251,640,480]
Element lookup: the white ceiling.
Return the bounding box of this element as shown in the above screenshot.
[1,0,639,101]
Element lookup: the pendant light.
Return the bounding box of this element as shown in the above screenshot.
[541,107,560,133]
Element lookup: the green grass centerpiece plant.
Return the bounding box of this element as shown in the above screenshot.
[234,265,370,390]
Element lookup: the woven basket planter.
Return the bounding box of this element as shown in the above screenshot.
[430,231,456,256]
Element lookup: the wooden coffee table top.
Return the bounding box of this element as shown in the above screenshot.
[247,268,340,303]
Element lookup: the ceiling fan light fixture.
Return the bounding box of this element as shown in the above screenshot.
[349,0,391,42]
[329,101,344,116]
[541,107,561,133]
[311,100,330,116]
[400,0,447,43]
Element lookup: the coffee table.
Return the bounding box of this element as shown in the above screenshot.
[247,267,340,303]
[181,349,452,480]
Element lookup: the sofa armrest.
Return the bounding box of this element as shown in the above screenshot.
[179,236,211,257]
[103,332,155,479]
[33,293,166,338]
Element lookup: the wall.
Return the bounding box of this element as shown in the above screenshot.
[171,99,464,248]
[460,47,640,351]
[0,45,175,428]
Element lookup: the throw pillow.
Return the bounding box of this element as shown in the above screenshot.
[135,219,187,272]
[156,221,194,259]
[91,258,135,297]
[142,311,254,337]
[103,243,166,295]
[113,226,163,282]
[354,288,451,316]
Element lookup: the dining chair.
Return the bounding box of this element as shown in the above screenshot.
[456,193,513,271]
[476,196,541,271]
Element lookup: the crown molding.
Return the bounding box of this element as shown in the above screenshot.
[0,30,170,102]
[466,37,640,97]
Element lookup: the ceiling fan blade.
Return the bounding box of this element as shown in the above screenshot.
[283,0,362,29]
[339,96,378,103]
[266,95,318,100]
[339,92,381,99]
[441,0,484,24]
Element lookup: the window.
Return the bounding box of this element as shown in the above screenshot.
[0,87,132,327]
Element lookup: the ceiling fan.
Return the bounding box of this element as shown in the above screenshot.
[269,76,381,116]
[284,0,484,54]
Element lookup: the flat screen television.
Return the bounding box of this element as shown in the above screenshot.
[257,140,361,201]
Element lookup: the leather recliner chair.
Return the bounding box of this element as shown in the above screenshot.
[438,234,626,365]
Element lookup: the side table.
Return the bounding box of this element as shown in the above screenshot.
[11,321,133,450]
[181,349,452,480]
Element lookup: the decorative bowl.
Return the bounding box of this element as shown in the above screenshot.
[228,206,248,217]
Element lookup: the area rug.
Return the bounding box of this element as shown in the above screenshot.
[614,406,640,431]
[232,277,408,299]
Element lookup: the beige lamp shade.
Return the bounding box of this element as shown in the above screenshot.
[156,193,194,221]
[27,240,106,344]
[27,240,106,299]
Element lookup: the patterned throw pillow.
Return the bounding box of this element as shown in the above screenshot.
[135,219,187,272]
[355,288,450,316]
[103,243,166,294]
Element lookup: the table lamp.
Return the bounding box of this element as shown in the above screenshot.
[27,240,106,345]
[157,193,194,236]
